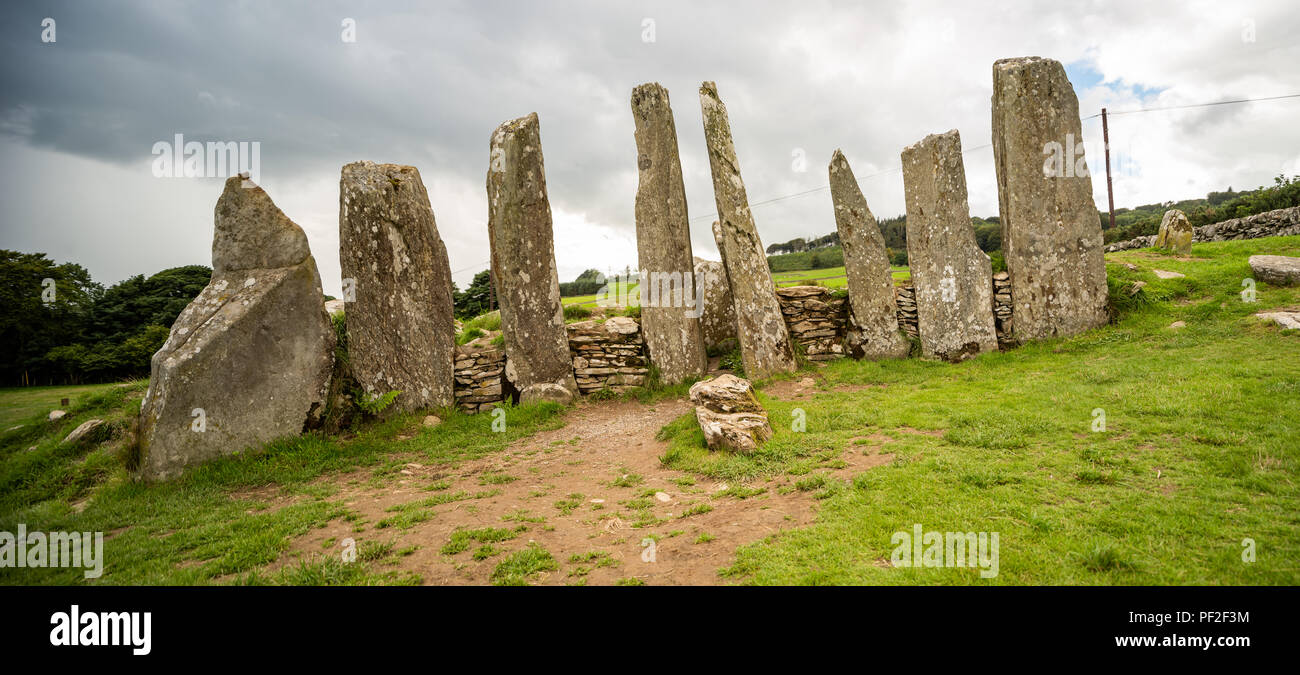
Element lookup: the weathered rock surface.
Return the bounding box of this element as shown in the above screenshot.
[992,56,1108,344]
[567,317,649,394]
[339,161,455,411]
[48,410,66,422]
[454,346,506,413]
[137,176,334,481]
[1156,209,1194,254]
[62,419,105,445]
[688,374,772,454]
[1249,255,1300,286]
[692,257,737,352]
[828,150,910,360]
[699,82,797,379]
[632,83,707,384]
[901,130,998,362]
[776,286,847,360]
[486,112,578,403]
[1106,205,1300,252]
[1153,269,1185,279]
[1256,311,1300,329]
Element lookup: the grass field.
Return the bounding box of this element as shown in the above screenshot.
[2,236,1297,585]
[0,383,120,428]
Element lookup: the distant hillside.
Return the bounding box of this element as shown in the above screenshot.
[765,174,1300,272]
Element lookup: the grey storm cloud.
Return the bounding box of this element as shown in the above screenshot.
[2,0,1298,293]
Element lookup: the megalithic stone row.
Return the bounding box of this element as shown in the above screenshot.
[829,150,911,360]
[699,81,797,379]
[631,82,707,384]
[901,130,999,362]
[339,161,456,411]
[486,112,578,403]
[992,56,1109,343]
[136,176,335,481]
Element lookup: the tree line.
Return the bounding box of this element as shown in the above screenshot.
[0,250,211,386]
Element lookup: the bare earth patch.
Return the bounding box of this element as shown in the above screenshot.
[260,395,892,585]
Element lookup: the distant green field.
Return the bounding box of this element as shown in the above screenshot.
[0,383,121,428]
[561,266,912,305]
[771,265,911,288]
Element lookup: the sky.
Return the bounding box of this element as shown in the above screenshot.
[2,0,1298,296]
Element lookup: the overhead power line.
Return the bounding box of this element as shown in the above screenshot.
[1082,92,1300,119]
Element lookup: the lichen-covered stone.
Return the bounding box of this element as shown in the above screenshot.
[992,56,1108,344]
[688,374,772,454]
[901,130,998,362]
[486,112,578,403]
[632,83,707,384]
[1249,255,1300,286]
[1156,209,1194,254]
[699,82,796,379]
[339,161,455,411]
[828,150,910,360]
[692,257,737,352]
[137,176,334,481]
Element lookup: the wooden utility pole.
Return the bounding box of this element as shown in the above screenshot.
[1102,107,1116,230]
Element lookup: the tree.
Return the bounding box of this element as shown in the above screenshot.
[454,270,493,319]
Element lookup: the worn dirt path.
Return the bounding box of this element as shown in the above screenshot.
[274,378,893,585]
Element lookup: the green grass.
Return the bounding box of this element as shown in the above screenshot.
[0,382,122,428]
[0,396,567,585]
[660,236,1300,585]
[771,265,911,288]
[3,236,1297,586]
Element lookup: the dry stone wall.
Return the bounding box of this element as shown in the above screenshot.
[1105,206,1300,252]
[567,317,650,394]
[775,286,848,361]
[454,346,506,413]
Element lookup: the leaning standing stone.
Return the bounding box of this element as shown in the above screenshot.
[699,82,797,379]
[137,176,335,481]
[486,113,578,403]
[632,82,707,383]
[992,56,1109,343]
[1156,209,1194,254]
[901,130,999,362]
[829,150,910,360]
[339,161,455,411]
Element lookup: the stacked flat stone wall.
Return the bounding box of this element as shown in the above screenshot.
[775,286,848,361]
[1105,206,1300,253]
[454,346,506,413]
[567,317,650,394]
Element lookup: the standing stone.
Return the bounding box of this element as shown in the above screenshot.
[699,82,797,379]
[901,130,998,362]
[339,161,455,412]
[631,83,707,384]
[486,113,578,403]
[829,150,911,360]
[693,256,737,352]
[137,176,334,481]
[1156,209,1193,254]
[992,56,1109,343]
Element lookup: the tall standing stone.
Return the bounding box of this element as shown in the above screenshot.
[829,150,911,360]
[901,130,998,362]
[992,56,1108,343]
[486,113,578,403]
[339,161,455,412]
[137,176,334,481]
[699,82,797,379]
[631,82,707,383]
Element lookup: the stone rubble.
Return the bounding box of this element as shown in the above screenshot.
[775,286,848,361]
